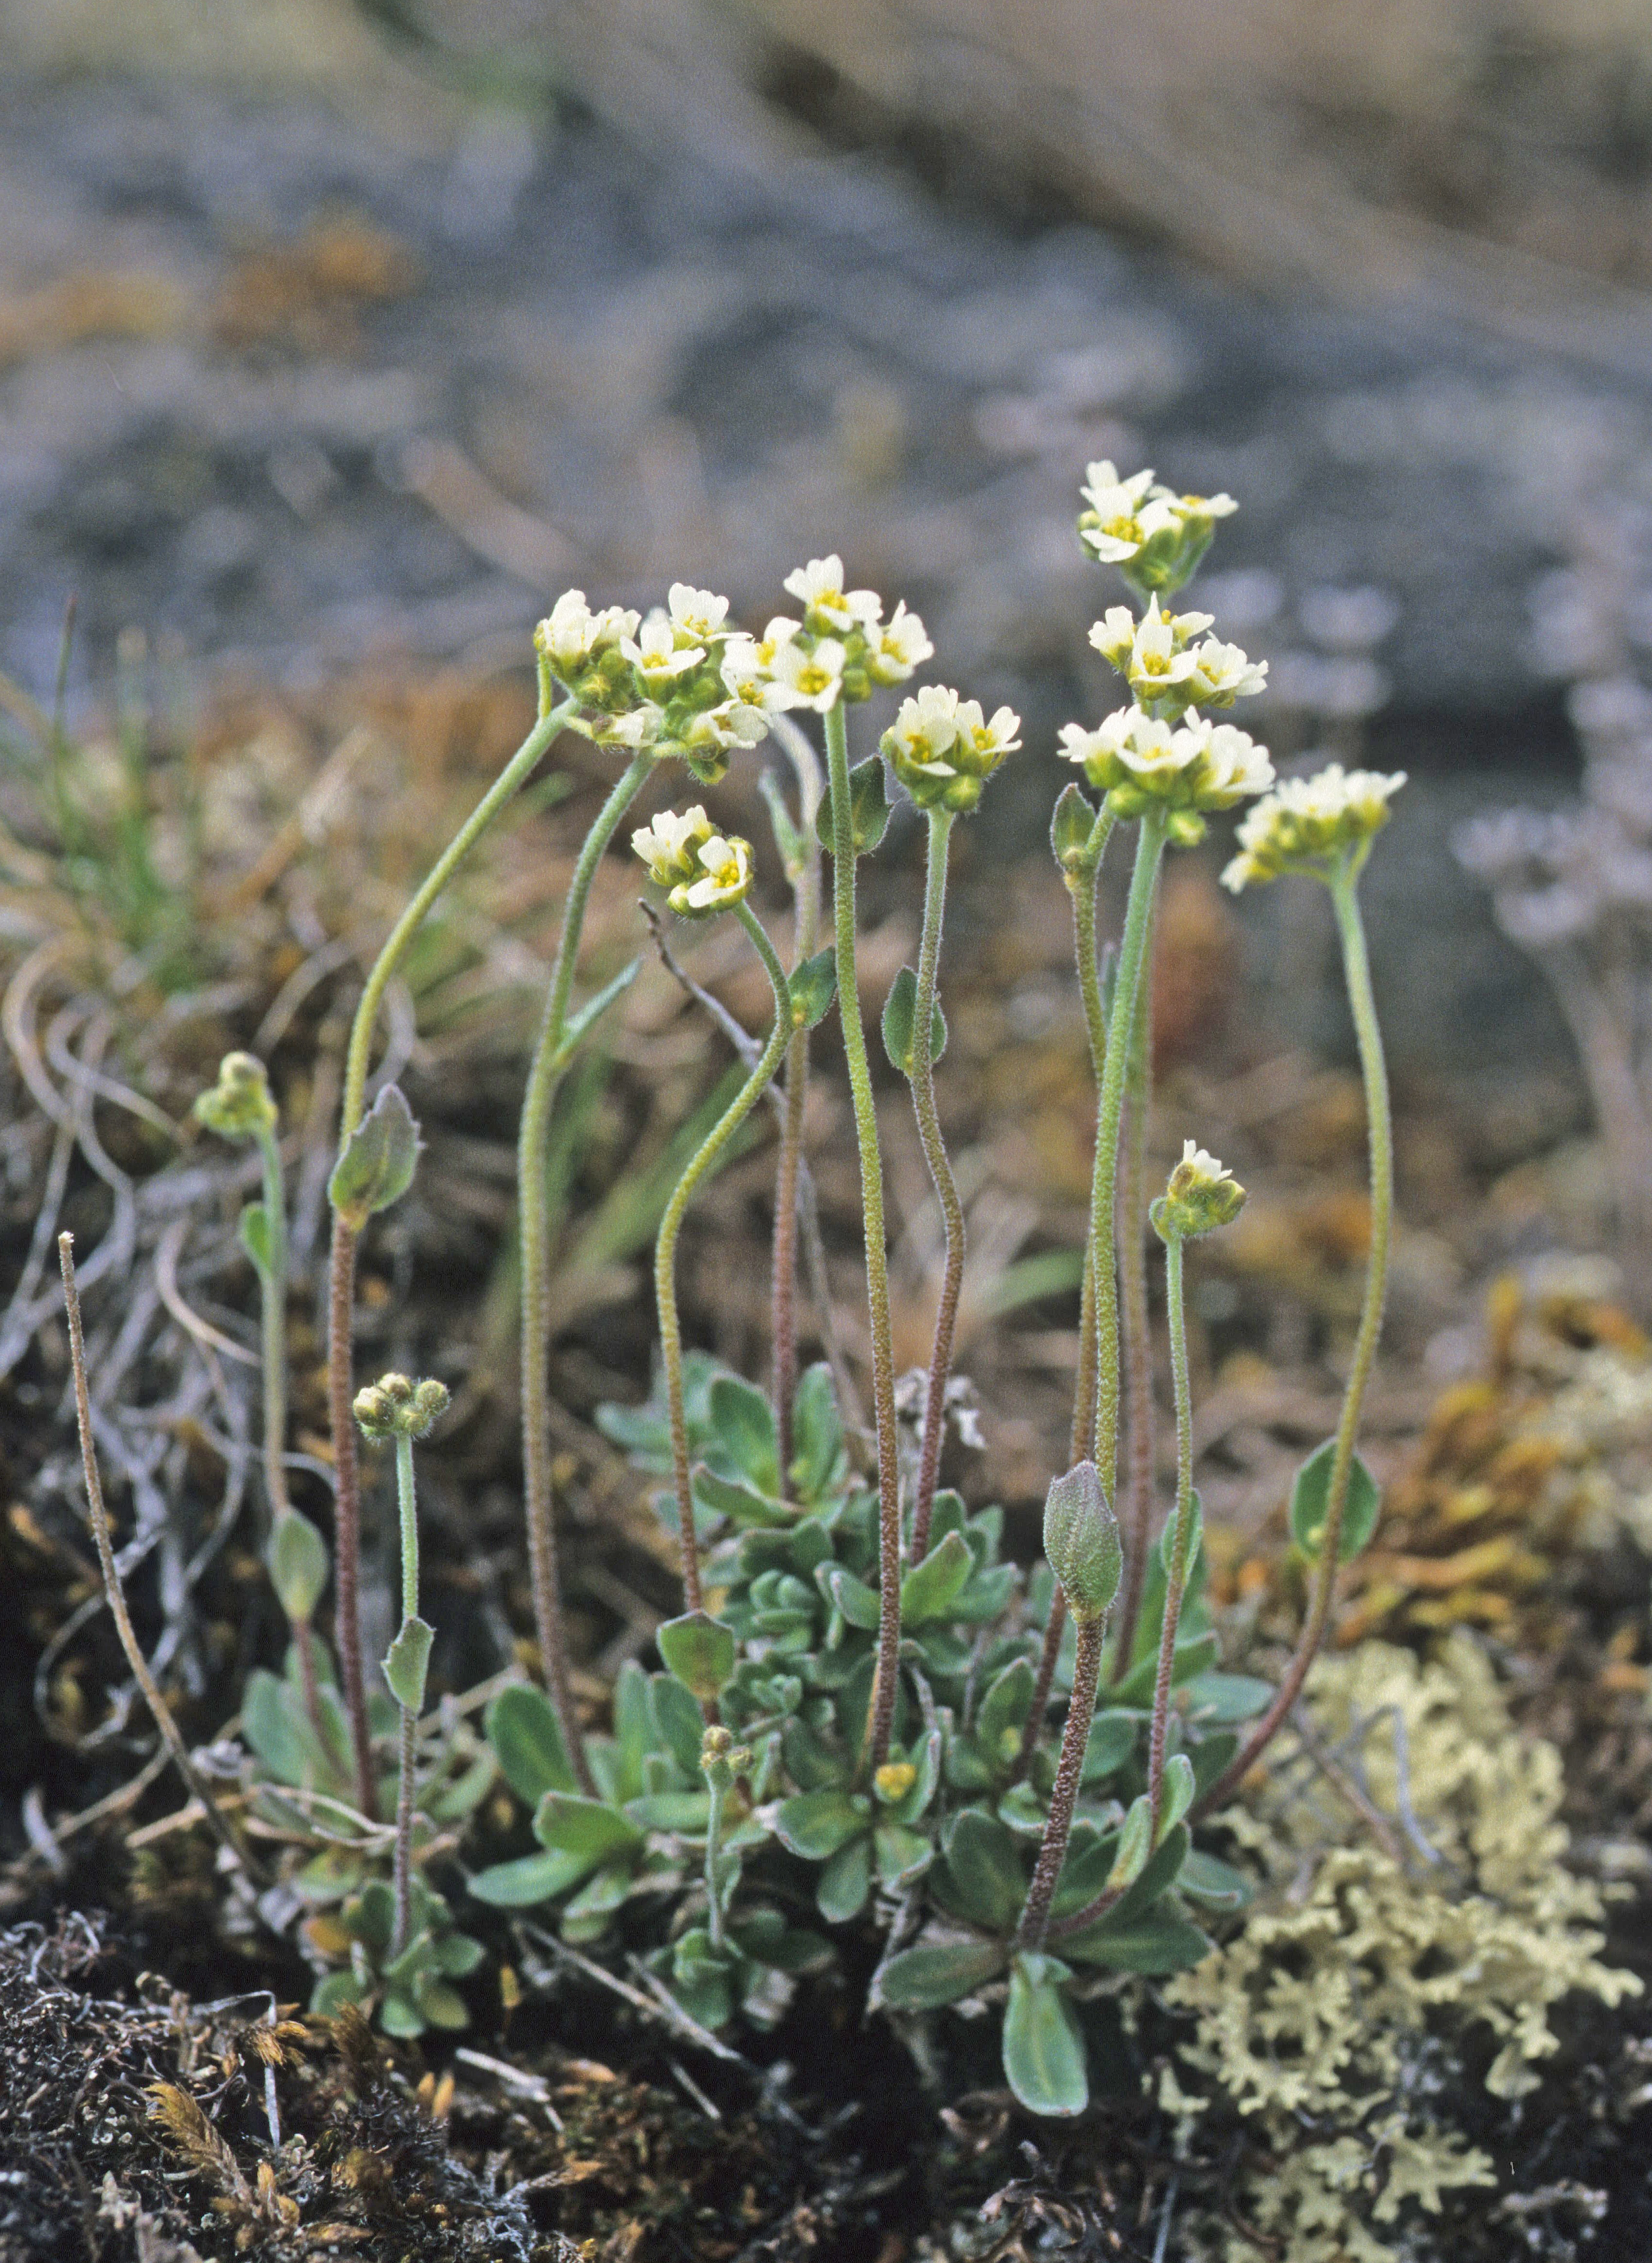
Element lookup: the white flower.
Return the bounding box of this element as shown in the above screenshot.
[1079,461,1156,523]
[681,698,770,754]
[1197,723,1274,805]
[667,582,731,645]
[1124,598,1201,701]
[595,703,665,749]
[1184,638,1268,707]
[633,804,711,886]
[677,833,753,914]
[537,589,639,674]
[1089,607,1139,671]
[768,636,849,714]
[782,555,882,634]
[720,634,808,713]
[1114,713,1203,782]
[886,683,962,770]
[1159,488,1238,522]
[866,599,933,686]
[1158,1137,1246,1235]
[1058,720,1116,770]
[623,612,705,687]
[953,699,1022,770]
[1221,762,1406,891]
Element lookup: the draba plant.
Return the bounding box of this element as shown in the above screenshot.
[103,463,1404,2084]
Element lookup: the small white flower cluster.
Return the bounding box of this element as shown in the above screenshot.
[719,556,932,718]
[1090,598,1268,719]
[632,804,755,918]
[537,584,768,785]
[1221,762,1407,892]
[1058,708,1274,841]
[1078,462,1237,596]
[882,684,1022,814]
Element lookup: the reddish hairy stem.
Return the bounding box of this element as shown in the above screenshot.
[1016,1612,1104,1949]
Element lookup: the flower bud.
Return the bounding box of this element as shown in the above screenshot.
[1152,1141,1246,1239]
[1042,1460,1122,1625]
[1050,783,1098,874]
[194,1052,276,1141]
[354,1372,449,1440]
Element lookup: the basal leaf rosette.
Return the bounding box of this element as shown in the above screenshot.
[1076,461,1238,598]
[882,683,1022,813]
[1058,706,1275,844]
[1221,762,1407,892]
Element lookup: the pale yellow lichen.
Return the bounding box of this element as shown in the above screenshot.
[1164,1636,1639,2263]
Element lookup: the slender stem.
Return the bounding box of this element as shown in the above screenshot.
[391,1429,420,1958]
[1015,1612,1103,1950]
[327,695,577,1816]
[252,1122,290,1532]
[656,901,792,1616]
[770,740,822,1481]
[1190,860,1393,1822]
[909,806,962,1560]
[1088,813,1167,1505]
[1112,936,1157,1676]
[326,1214,375,1818]
[521,748,654,1797]
[823,702,902,1776]
[704,1776,730,1954]
[1011,811,1115,1788]
[58,1234,263,1882]
[1147,1232,1194,1819]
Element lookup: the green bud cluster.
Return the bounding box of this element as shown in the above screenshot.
[353,1372,451,1441]
[1152,1143,1247,1240]
[194,1051,277,1140]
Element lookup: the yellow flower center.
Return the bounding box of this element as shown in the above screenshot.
[874,1761,917,1803]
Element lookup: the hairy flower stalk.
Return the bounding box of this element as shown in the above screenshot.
[328,692,577,1817]
[1192,844,1394,1818]
[354,1373,449,1959]
[1017,1462,1120,1949]
[1112,950,1157,1677]
[824,697,904,1775]
[908,807,963,1557]
[520,748,654,1794]
[652,897,792,1617]
[1146,1146,1243,1818]
[765,726,824,1481]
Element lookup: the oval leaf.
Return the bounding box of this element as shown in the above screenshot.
[329,1084,420,1229]
[935,1809,1025,1934]
[881,967,946,1078]
[878,1940,1008,2010]
[787,947,839,1030]
[1290,1437,1382,1563]
[656,1609,738,1701]
[238,1200,275,1281]
[899,1528,972,1626]
[1155,1752,1195,1844]
[382,1616,434,1713]
[486,1683,578,1805]
[1003,1955,1087,2118]
[268,1510,328,1625]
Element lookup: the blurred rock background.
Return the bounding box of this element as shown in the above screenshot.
[6,0,1652,1186]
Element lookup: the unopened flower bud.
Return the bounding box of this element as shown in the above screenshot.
[1152,1141,1246,1239]
[194,1052,276,1141]
[1042,1460,1122,1625]
[354,1371,448,1440]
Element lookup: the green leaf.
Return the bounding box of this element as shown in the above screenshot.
[1156,1753,1195,1843]
[611,1661,654,1801]
[878,1941,1008,2010]
[242,1667,308,1786]
[1050,781,1098,874]
[708,1374,781,1494]
[1181,1672,1274,1724]
[656,1610,738,1701]
[1003,1955,1087,2118]
[624,1791,714,1833]
[1178,1850,1254,1910]
[1160,1488,1203,1579]
[1190,1729,1238,1799]
[533,1793,644,1867]
[936,1810,1024,1933]
[1106,1822,1190,1929]
[873,1820,932,1891]
[267,1511,328,1626]
[1060,1913,1212,1974]
[787,947,839,1031]
[468,1850,593,1907]
[550,956,641,1070]
[328,1083,420,1229]
[691,1462,791,1529]
[817,1832,872,1922]
[1110,1631,1219,1709]
[485,1684,579,1806]
[789,1365,845,1503]
[411,1971,471,2029]
[899,1529,972,1625]
[238,1200,275,1281]
[382,1617,434,1713]
[977,1660,1035,1774]
[822,1565,882,1631]
[1043,1460,1121,1623]
[881,966,946,1077]
[821,753,891,857]
[1082,1708,1138,1784]
[1108,1795,1154,1893]
[771,1789,866,1861]
[1289,1437,1382,1563]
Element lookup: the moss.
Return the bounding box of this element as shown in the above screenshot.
[1164,1635,1640,2263]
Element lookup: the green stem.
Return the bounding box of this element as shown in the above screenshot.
[656,901,792,1616]
[1190,857,1393,1822]
[909,806,961,1560]
[1111,934,1157,1678]
[823,701,902,1776]
[520,748,654,1797]
[1011,810,1115,1789]
[1088,812,1167,1506]
[1015,1612,1103,1950]
[327,694,577,1819]
[771,738,823,1481]
[1146,1231,1193,1819]
[391,1429,420,1958]
[704,1775,730,1954]
[254,1118,327,1746]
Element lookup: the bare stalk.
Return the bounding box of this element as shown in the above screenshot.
[1015,1613,1103,1950]
[1112,940,1157,1675]
[909,806,963,1559]
[767,728,823,1480]
[1146,1229,1194,1820]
